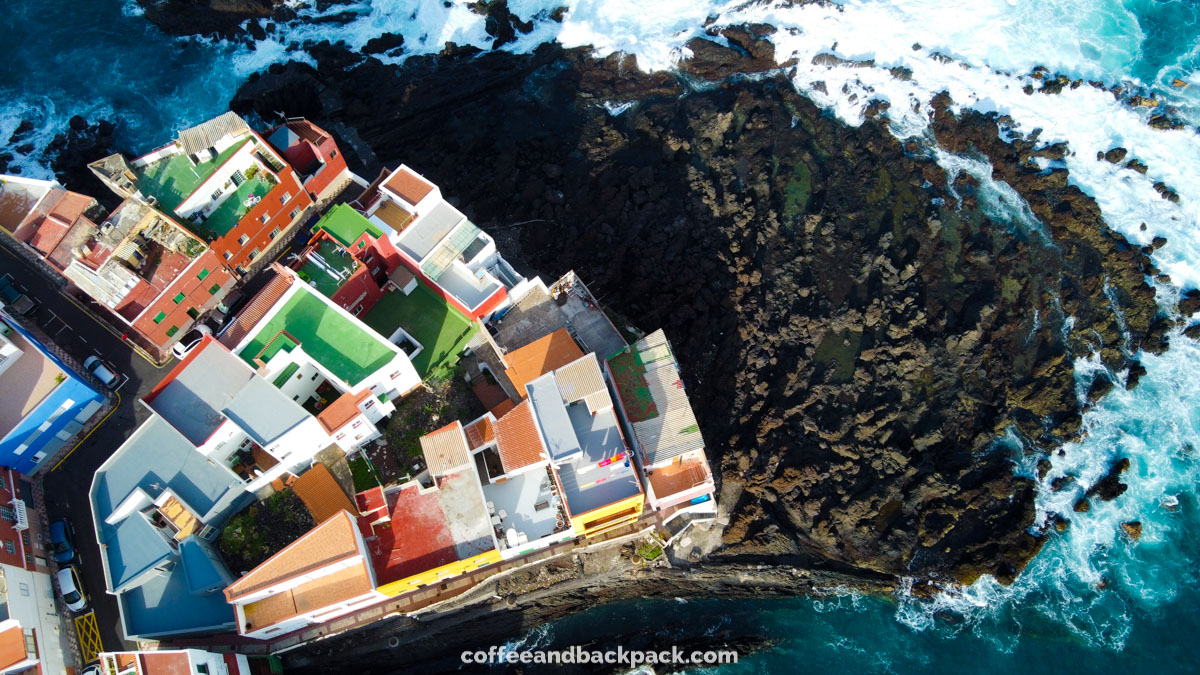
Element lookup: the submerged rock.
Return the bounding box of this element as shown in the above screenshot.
[1121,521,1142,540]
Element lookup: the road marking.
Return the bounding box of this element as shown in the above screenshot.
[74,611,103,662]
[52,392,120,472]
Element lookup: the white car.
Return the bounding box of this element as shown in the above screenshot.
[83,356,119,389]
[171,324,213,360]
[56,566,88,613]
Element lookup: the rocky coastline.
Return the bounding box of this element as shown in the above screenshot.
[32,12,1176,667]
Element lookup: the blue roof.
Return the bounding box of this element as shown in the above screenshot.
[90,415,250,639]
[119,567,236,639]
[180,538,234,595]
[107,515,173,592]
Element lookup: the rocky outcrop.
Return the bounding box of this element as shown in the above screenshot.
[40,116,125,210]
[230,39,1161,592]
[136,0,285,36]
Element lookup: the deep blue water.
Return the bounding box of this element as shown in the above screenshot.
[5,1,1200,672]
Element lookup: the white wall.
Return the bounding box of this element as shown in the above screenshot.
[176,142,262,216]
[0,564,69,675]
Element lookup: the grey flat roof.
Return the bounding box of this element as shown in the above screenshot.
[149,343,253,445]
[554,397,640,517]
[222,375,310,446]
[527,374,580,461]
[396,200,464,262]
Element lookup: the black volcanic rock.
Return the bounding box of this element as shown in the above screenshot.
[136,0,282,36]
[40,117,125,210]
[229,40,1162,591]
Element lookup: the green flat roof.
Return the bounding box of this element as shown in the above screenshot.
[190,172,276,241]
[134,139,250,215]
[239,286,396,386]
[297,239,359,299]
[362,281,477,379]
[606,348,659,423]
[316,204,384,248]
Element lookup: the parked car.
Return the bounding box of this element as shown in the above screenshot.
[80,664,102,675]
[55,566,88,613]
[83,356,120,389]
[49,518,76,564]
[0,277,36,316]
[171,323,213,359]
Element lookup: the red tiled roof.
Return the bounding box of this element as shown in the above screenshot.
[503,328,585,397]
[286,119,330,145]
[463,415,495,450]
[383,167,434,205]
[317,389,371,434]
[224,510,361,602]
[29,213,71,253]
[490,399,515,418]
[220,266,294,348]
[140,652,192,675]
[494,400,547,474]
[293,464,357,524]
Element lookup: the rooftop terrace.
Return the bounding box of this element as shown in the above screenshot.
[366,471,494,586]
[189,170,274,241]
[316,204,384,248]
[362,282,477,379]
[239,285,397,387]
[297,239,359,299]
[134,139,249,215]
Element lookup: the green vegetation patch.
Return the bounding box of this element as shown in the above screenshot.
[607,349,659,423]
[216,490,316,574]
[783,162,813,222]
[348,455,382,492]
[813,329,863,384]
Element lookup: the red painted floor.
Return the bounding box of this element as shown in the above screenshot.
[366,484,459,586]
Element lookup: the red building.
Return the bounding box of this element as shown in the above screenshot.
[266,119,350,203]
[291,204,404,317]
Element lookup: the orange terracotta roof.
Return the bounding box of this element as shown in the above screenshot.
[0,623,26,670]
[504,328,585,396]
[494,400,547,474]
[139,652,192,675]
[419,421,471,476]
[463,415,495,450]
[383,167,434,205]
[220,266,294,348]
[242,559,374,632]
[490,399,516,418]
[317,389,371,434]
[648,454,712,500]
[292,464,357,524]
[224,510,361,602]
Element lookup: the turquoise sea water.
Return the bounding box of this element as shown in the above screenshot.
[5,1,1200,672]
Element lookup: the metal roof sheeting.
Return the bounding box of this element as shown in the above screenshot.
[177,112,250,157]
[626,330,705,466]
[419,421,472,477]
[554,353,610,414]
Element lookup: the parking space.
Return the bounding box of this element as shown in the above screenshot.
[74,611,103,663]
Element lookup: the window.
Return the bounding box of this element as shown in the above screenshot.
[231,170,245,186]
[250,248,260,260]
[186,308,200,319]
[153,312,166,324]
[311,373,319,381]
[0,475,8,491]
[352,420,363,428]
[289,207,301,219]
[223,251,233,261]
[238,234,249,245]
[196,665,210,675]
[280,192,291,204]
[0,508,11,523]
[330,150,338,158]
[173,292,185,304]
[260,213,270,224]
[357,241,365,249]
[198,268,209,280]
[209,283,221,295]
[269,227,281,240]
[166,326,179,338]
[353,304,363,316]
[5,540,15,555]
[20,532,29,547]
[210,188,222,201]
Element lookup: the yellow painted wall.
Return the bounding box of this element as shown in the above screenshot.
[376,548,503,597]
[571,494,645,538]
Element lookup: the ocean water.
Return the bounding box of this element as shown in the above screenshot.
[5,0,1200,671]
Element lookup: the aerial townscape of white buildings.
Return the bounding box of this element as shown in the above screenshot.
[0,112,716,674]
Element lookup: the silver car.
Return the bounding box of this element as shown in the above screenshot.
[56,566,88,613]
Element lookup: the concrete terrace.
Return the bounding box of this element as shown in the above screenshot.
[362,282,477,379]
[133,139,249,215]
[238,285,396,387]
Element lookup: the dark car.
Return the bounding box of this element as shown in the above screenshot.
[0,277,36,316]
[49,518,76,564]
